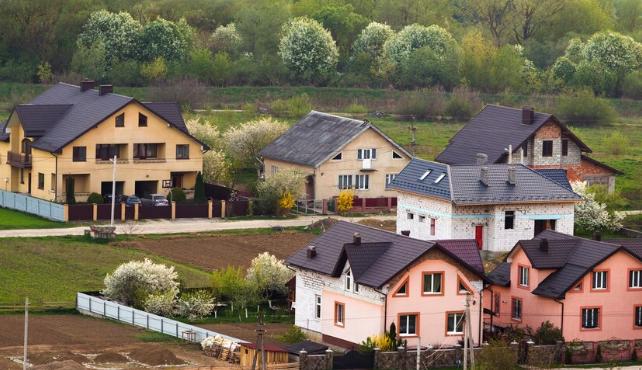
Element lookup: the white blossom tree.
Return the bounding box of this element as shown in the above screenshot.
[352,21,394,60]
[383,24,458,68]
[246,252,294,298]
[210,23,242,55]
[572,181,623,234]
[223,117,288,173]
[278,17,339,81]
[186,118,222,150]
[103,258,179,307]
[137,17,193,62]
[202,150,232,186]
[77,10,141,63]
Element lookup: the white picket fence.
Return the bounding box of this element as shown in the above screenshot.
[76,292,242,344]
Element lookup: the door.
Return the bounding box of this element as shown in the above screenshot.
[475,225,483,249]
[27,172,32,194]
[305,174,315,200]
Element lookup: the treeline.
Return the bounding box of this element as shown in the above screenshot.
[1,0,641,98]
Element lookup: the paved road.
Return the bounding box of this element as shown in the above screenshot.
[0,215,396,238]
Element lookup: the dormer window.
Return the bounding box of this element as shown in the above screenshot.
[332,153,342,160]
[419,170,431,180]
[345,270,352,291]
[138,113,148,127]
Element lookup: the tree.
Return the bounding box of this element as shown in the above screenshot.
[202,150,232,186]
[311,4,368,58]
[70,42,108,81]
[396,46,460,89]
[458,0,514,46]
[236,0,290,58]
[351,22,394,78]
[211,266,258,309]
[511,0,565,44]
[137,17,193,62]
[186,118,222,150]
[255,170,306,215]
[77,10,141,64]
[210,23,242,55]
[278,17,339,82]
[194,172,205,201]
[37,62,53,84]
[246,252,294,299]
[383,24,458,71]
[583,31,642,78]
[572,181,623,234]
[222,117,288,173]
[140,57,167,82]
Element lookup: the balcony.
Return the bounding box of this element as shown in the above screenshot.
[360,158,376,172]
[7,151,31,168]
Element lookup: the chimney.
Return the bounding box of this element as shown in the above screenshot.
[476,153,488,165]
[401,230,410,237]
[99,84,113,96]
[80,80,96,92]
[480,166,489,186]
[507,167,517,185]
[353,232,361,245]
[306,245,317,258]
[593,231,602,241]
[522,106,535,125]
[539,238,549,252]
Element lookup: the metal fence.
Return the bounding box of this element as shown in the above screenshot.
[0,189,65,221]
[76,292,242,344]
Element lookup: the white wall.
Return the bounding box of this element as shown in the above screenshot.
[396,193,453,240]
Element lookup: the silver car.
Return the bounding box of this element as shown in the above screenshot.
[142,194,169,207]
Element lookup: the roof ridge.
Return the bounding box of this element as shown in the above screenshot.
[484,103,552,117]
[309,110,366,124]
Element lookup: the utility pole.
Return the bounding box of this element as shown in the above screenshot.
[23,298,28,370]
[251,310,267,370]
[463,294,475,370]
[109,154,117,226]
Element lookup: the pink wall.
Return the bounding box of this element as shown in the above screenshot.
[386,257,483,348]
[321,290,385,345]
[485,247,642,342]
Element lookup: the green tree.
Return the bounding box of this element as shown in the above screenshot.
[350,21,394,79]
[137,17,193,62]
[211,52,233,86]
[70,42,108,81]
[397,46,460,89]
[194,172,205,202]
[311,4,368,59]
[210,23,242,55]
[383,24,458,69]
[183,48,215,82]
[77,10,141,64]
[236,0,290,58]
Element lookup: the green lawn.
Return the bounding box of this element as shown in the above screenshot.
[0,236,211,307]
[0,207,70,230]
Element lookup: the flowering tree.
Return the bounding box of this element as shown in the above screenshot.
[352,22,394,60]
[210,23,242,55]
[223,117,288,172]
[383,24,458,68]
[103,259,179,307]
[202,150,232,186]
[138,18,193,62]
[246,252,294,298]
[255,170,305,215]
[77,10,141,63]
[278,17,339,81]
[186,118,222,150]
[572,182,623,233]
[583,31,642,76]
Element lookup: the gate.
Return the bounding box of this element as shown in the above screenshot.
[333,350,374,369]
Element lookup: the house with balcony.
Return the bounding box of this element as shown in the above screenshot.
[287,221,487,349]
[485,230,642,341]
[388,158,581,252]
[259,111,412,202]
[436,105,621,192]
[0,81,206,202]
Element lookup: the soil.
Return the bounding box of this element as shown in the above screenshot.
[32,360,86,370]
[128,347,185,366]
[117,231,316,270]
[357,218,397,232]
[200,322,293,343]
[93,351,128,363]
[28,351,88,365]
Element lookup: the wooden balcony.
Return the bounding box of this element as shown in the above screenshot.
[7,151,31,168]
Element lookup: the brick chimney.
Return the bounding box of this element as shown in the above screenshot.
[476,153,488,165]
[306,245,317,258]
[522,106,535,125]
[539,238,549,252]
[401,230,410,237]
[480,167,489,186]
[507,167,517,185]
[353,232,361,245]
[99,84,113,96]
[80,80,96,92]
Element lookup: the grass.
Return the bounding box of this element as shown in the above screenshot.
[562,360,642,368]
[623,214,642,231]
[0,207,71,230]
[0,236,211,307]
[136,330,185,343]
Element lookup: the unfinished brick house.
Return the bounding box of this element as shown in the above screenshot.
[436,105,621,192]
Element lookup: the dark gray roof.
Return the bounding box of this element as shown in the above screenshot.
[285,341,328,355]
[535,169,572,191]
[436,105,591,165]
[0,120,8,142]
[259,111,410,167]
[506,230,642,299]
[12,83,198,152]
[388,158,580,205]
[432,239,484,273]
[487,262,510,287]
[287,221,485,289]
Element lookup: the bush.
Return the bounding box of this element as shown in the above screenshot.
[530,321,563,345]
[102,258,179,308]
[445,87,481,121]
[604,131,630,155]
[270,94,312,118]
[278,325,307,344]
[147,78,207,110]
[361,334,395,352]
[176,290,215,320]
[588,184,629,211]
[345,103,368,114]
[246,252,293,299]
[573,182,623,233]
[87,192,104,204]
[556,89,616,126]
[396,88,446,119]
[168,188,186,202]
[477,340,518,370]
[211,266,258,309]
[278,191,295,215]
[336,189,354,214]
[255,170,305,215]
[143,291,176,316]
[623,71,642,99]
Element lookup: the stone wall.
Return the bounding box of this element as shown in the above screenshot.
[299,350,332,370]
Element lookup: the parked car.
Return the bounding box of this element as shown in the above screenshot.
[142,194,169,207]
[103,194,127,204]
[125,195,142,206]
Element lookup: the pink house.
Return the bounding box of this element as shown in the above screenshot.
[287,221,488,349]
[485,230,642,341]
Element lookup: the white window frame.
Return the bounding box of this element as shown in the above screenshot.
[581,307,599,329]
[630,270,642,289]
[357,148,376,160]
[592,271,608,290]
[518,266,529,287]
[419,170,431,180]
[446,312,464,334]
[338,175,352,190]
[314,295,321,319]
[385,173,397,185]
[512,298,522,320]
[399,314,417,336]
[355,174,369,190]
[434,173,446,183]
[271,166,279,175]
[423,272,442,294]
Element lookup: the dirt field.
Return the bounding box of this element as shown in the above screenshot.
[117,231,316,271]
[199,322,293,343]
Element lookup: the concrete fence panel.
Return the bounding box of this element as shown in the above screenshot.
[0,189,66,221]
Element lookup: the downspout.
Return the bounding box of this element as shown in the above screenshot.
[555,299,564,337]
[479,283,488,346]
[375,288,388,334]
[51,153,58,201]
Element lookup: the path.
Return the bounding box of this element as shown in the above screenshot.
[0,215,396,238]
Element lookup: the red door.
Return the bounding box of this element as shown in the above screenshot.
[475,225,483,250]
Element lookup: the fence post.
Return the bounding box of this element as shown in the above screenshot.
[147,314,149,329]
[161,318,164,333]
[103,300,106,316]
[176,322,179,337]
[88,296,92,313]
[362,197,366,210]
[387,197,392,209]
[322,199,328,215]
[117,306,120,320]
[171,201,176,220]
[325,349,333,370]
[121,202,126,222]
[299,350,308,370]
[207,199,213,219]
[63,204,69,222]
[132,309,135,324]
[373,348,380,370]
[221,200,226,219]
[92,203,98,221]
[134,203,139,221]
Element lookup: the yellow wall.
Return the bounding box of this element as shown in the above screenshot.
[263,127,410,200]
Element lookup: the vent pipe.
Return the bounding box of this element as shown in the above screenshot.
[306,245,317,258]
[507,167,517,185]
[476,153,488,165]
[480,167,489,186]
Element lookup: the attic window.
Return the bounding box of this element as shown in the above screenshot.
[332,153,342,160]
[392,151,402,159]
[138,113,148,127]
[419,170,431,180]
[457,276,472,295]
[434,173,446,183]
[393,277,409,297]
[115,113,124,127]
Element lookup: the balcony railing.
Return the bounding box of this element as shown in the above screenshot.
[7,151,31,168]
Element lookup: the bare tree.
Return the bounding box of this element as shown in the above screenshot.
[458,0,515,46]
[512,0,565,44]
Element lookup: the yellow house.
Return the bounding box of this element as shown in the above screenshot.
[260,111,412,201]
[0,81,206,203]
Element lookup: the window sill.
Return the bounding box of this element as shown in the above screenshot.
[399,334,418,338]
[133,158,166,163]
[421,292,444,297]
[96,159,129,164]
[446,332,463,336]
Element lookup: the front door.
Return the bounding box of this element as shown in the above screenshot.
[305,175,315,200]
[475,225,483,249]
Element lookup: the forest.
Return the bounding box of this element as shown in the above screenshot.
[1,0,641,98]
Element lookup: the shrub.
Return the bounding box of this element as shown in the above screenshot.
[278,191,295,215]
[270,94,312,118]
[604,131,630,155]
[176,290,216,320]
[556,89,616,126]
[279,326,307,344]
[531,321,563,345]
[446,87,481,121]
[211,266,258,309]
[361,334,395,352]
[255,170,305,215]
[623,71,642,99]
[143,291,176,316]
[102,258,179,307]
[194,172,205,202]
[477,340,518,370]
[246,252,293,299]
[168,187,186,202]
[396,88,446,119]
[572,182,623,233]
[87,192,104,204]
[37,62,53,84]
[336,189,354,214]
[345,103,368,114]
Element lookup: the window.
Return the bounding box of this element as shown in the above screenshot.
[176,144,189,159]
[138,113,147,127]
[419,170,431,180]
[271,166,279,175]
[37,173,44,190]
[50,174,56,191]
[355,174,369,190]
[392,151,402,159]
[407,212,414,220]
[354,283,359,293]
[581,307,600,329]
[434,173,446,183]
[386,173,397,185]
[446,312,464,334]
[357,148,376,160]
[332,153,342,160]
[72,146,86,162]
[134,144,158,159]
[504,211,515,230]
[522,142,528,157]
[20,169,24,184]
[422,272,443,295]
[518,265,529,287]
[338,175,352,189]
[345,270,352,291]
[635,306,642,328]
[399,314,418,336]
[561,139,569,156]
[457,276,471,295]
[494,293,501,315]
[418,215,426,222]
[571,282,583,292]
[430,218,436,236]
[334,302,345,326]
[314,295,321,319]
[115,113,124,127]
[592,270,608,290]
[96,144,119,160]
[394,278,408,297]
[542,140,553,157]
[629,270,642,289]
[511,297,522,320]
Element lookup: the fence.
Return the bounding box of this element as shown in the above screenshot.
[76,292,242,344]
[0,189,65,221]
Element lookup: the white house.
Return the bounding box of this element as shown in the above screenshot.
[388,158,581,252]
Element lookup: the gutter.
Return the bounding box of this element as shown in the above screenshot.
[374,288,388,334]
